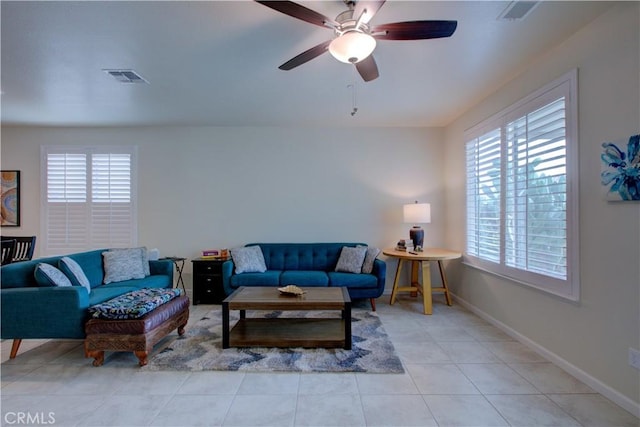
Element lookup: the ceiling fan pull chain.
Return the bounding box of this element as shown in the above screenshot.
[348,83,358,117]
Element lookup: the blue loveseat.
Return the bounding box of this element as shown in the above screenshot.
[221,243,386,310]
[0,249,173,358]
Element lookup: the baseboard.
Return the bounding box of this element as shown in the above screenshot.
[452,293,640,418]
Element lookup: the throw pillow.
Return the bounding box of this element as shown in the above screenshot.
[102,248,146,284]
[335,246,367,274]
[109,246,150,277]
[361,246,381,274]
[34,263,73,287]
[59,256,92,294]
[231,246,267,274]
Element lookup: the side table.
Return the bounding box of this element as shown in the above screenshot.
[191,258,228,305]
[382,248,462,315]
[159,257,187,291]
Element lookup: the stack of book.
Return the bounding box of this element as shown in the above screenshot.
[201,249,229,260]
[395,239,414,252]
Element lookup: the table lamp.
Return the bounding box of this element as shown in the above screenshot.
[403,201,431,250]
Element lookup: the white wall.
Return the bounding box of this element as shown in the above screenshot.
[0,125,446,290]
[443,2,640,414]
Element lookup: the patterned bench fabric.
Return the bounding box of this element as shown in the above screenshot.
[88,288,183,320]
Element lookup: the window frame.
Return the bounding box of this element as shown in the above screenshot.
[40,145,138,256]
[464,70,580,301]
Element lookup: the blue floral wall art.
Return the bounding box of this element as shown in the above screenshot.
[601,134,640,201]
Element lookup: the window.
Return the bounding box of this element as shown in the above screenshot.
[41,146,137,255]
[465,70,579,300]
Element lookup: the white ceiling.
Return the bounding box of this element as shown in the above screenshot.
[1,1,614,128]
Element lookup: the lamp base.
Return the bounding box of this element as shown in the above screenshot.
[409,226,424,250]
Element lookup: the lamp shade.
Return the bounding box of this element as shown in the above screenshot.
[403,202,431,224]
[328,31,376,64]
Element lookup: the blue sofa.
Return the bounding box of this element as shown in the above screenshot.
[221,243,386,310]
[0,249,173,358]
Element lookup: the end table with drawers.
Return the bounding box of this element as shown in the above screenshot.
[191,258,228,305]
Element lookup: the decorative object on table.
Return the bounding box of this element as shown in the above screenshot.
[141,307,404,373]
[277,285,306,296]
[0,235,36,262]
[601,134,640,201]
[395,239,414,252]
[403,201,431,250]
[201,248,229,260]
[1,170,20,227]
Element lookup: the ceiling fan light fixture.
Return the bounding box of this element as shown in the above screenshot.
[328,31,376,64]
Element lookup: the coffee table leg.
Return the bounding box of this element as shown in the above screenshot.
[344,301,352,350]
[222,301,230,349]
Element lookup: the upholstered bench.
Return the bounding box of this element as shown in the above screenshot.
[84,288,189,366]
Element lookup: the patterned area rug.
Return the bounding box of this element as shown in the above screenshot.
[142,308,404,373]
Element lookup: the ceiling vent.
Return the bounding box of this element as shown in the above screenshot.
[498,1,539,21]
[103,69,148,84]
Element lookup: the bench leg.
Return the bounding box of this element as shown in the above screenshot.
[86,350,105,367]
[134,351,149,366]
[10,339,22,359]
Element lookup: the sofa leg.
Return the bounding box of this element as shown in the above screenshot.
[370,298,376,311]
[10,339,22,359]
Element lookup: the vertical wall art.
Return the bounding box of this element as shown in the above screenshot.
[1,170,20,226]
[601,134,640,201]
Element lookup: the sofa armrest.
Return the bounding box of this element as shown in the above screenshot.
[371,258,387,297]
[221,260,235,296]
[149,259,173,279]
[1,286,90,339]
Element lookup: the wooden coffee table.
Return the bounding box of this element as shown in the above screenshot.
[222,286,351,350]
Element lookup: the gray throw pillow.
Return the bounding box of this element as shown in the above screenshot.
[231,246,267,274]
[102,248,146,284]
[361,246,381,274]
[34,263,73,287]
[110,246,150,276]
[335,246,367,274]
[59,256,92,294]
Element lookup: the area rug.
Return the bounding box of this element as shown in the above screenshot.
[142,308,404,373]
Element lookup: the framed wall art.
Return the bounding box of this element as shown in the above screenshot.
[1,170,20,226]
[601,134,639,201]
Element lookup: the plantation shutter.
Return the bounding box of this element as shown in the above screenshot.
[42,147,137,256]
[91,154,134,248]
[466,128,502,263]
[46,153,88,254]
[504,97,567,279]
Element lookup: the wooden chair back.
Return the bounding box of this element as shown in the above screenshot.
[2,235,36,262]
[1,239,17,265]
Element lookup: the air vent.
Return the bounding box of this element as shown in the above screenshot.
[498,1,539,21]
[103,69,148,84]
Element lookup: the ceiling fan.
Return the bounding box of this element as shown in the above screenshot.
[255,0,458,82]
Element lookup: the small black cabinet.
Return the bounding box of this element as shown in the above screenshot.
[191,259,227,305]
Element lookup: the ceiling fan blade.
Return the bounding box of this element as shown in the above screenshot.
[353,1,386,25]
[255,1,336,28]
[279,40,332,70]
[372,20,457,40]
[355,55,379,82]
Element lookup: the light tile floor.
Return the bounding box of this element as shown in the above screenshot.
[1,298,638,427]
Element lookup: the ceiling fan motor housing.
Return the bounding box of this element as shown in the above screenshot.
[329,9,376,64]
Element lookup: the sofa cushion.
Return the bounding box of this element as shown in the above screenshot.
[88,288,182,320]
[280,270,329,286]
[231,245,267,274]
[230,270,282,287]
[34,263,73,287]
[328,272,378,289]
[335,246,367,274]
[59,257,91,294]
[89,285,141,306]
[361,246,381,274]
[102,248,146,284]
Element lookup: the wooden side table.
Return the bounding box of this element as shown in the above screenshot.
[382,248,462,315]
[159,257,187,291]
